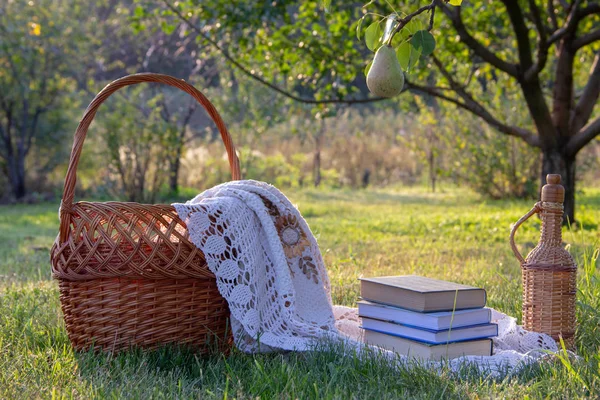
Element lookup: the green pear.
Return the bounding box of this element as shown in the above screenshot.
[366,45,404,98]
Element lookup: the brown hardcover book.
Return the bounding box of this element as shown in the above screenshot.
[363,329,493,360]
[359,275,486,312]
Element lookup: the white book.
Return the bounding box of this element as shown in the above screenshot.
[358,300,492,330]
[361,317,498,345]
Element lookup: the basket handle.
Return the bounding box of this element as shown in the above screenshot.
[59,73,241,241]
[509,202,542,264]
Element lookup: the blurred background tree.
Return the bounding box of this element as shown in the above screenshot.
[0,0,86,200]
[143,0,599,221]
[1,0,598,220]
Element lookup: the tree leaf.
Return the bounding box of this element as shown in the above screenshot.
[396,41,420,72]
[364,59,373,77]
[408,45,422,69]
[134,5,145,18]
[356,16,365,40]
[161,21,176,35]
[404,18,423,35]
[365,21,381,52]
[410,29,435,56]
[323,0,332,13]
[394,18,423,44]
[395,41,410,71]
[391,31,404,47]
[448,0,463,5]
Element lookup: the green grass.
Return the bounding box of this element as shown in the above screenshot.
[1,186,599,399]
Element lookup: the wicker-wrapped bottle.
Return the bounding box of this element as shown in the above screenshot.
[510,174,577,348]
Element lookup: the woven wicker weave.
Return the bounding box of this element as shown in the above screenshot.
[50,73,241,352]
[510,175,577,348]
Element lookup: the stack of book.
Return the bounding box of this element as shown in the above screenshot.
[359,275,497,360]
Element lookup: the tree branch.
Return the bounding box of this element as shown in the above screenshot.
[408,81,540,147]
[502,0,535,72]
[558,0,570,9]
[405,80,472,110]
[24,108,43,157]
[0,100,11,149]
[430,55,540,147]
[163,1,388,105]
[547,0,559,30]
[576,3,600,19]
[497,1,558,147]
[154,87,172,123]
[573,28,600,49]
[175,97,197,143]
[391,0,436,38]
[570,51,600,136]
[182,98,198,130]
[438,4,519,77]
[546,0,582,45]
[566,116,600,155]
[525,0,550,80]
[0,122,7,158]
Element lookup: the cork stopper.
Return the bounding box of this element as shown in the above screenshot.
[541,174,565,203]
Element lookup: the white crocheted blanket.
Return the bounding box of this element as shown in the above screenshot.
[174,180,559,374]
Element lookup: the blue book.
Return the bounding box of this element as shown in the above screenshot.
[358,300,492,330]
[360,317,498,345]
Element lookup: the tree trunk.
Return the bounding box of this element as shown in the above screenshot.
[169,155,180,194]
[362,168,370,188]
[7,153,26,199]
[313,148,321,187]
[541,149,575,224]
[313,131,322,187]
[428,149,436,193]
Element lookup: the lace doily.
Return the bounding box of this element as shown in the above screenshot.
[174,180,560,375]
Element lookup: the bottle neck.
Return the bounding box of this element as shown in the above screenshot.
[539,202,563,246]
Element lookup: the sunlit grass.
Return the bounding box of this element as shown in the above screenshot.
[1,186,599,398]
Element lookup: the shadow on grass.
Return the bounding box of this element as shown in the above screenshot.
[69,340,470,398]
[75,343,223,380]
[72,343,233,397]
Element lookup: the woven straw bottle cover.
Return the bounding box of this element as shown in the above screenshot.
[510,174,577,349]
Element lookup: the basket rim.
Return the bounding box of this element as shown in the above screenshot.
[69,200,178,208]
[58,73,241,244]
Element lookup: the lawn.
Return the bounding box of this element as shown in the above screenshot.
[1,186,599,398]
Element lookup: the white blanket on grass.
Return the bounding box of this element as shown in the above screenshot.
[174,180,560,375]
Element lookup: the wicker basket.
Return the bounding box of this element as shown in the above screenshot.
[50,73,241,353]
[510,175,577,349]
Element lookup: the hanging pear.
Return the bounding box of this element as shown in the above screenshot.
[366,45,404,98]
